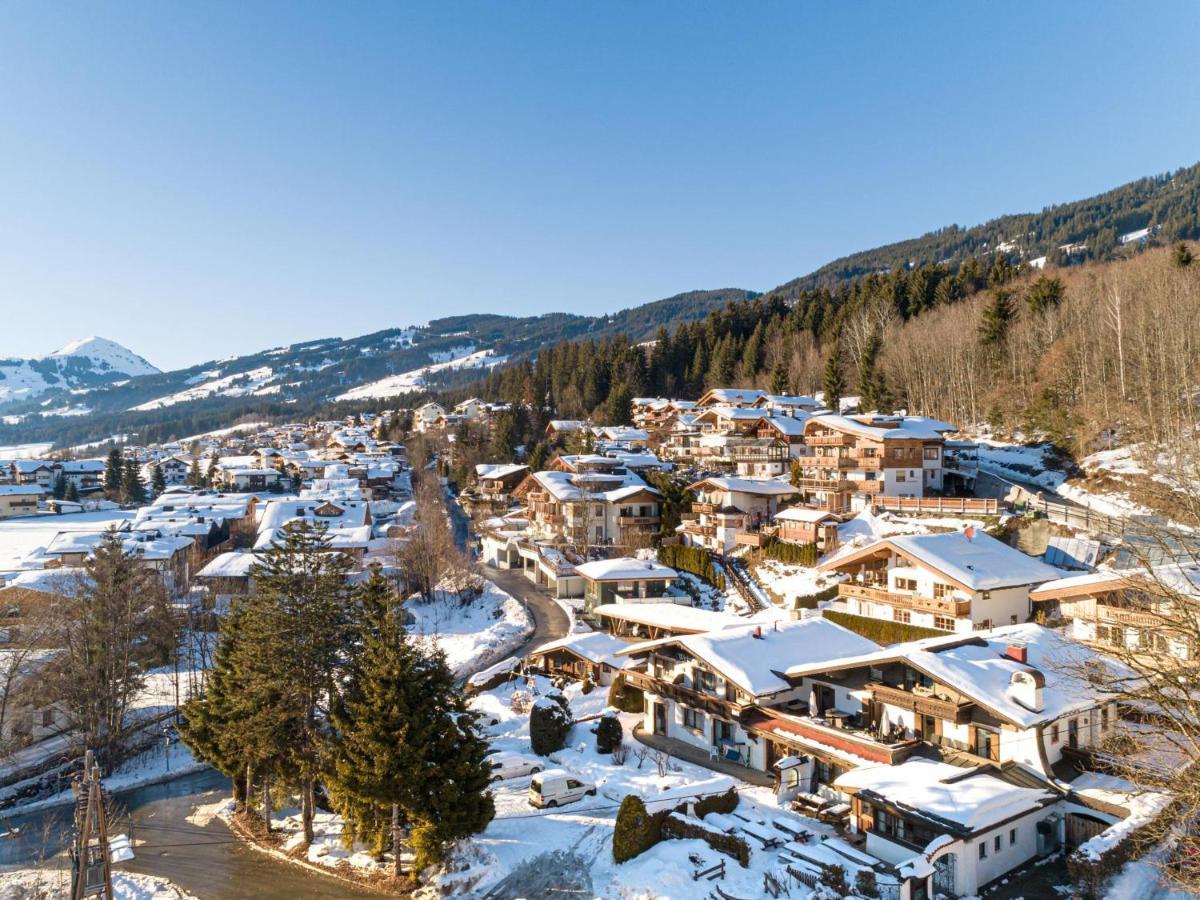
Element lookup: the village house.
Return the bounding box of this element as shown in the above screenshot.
[592,601,740,640]
[545,419,586,443]
[821,529,1062,633]
[413,401,447,432]
[773,506,840,552]
[461,463,530,516]
[0,485,42,519]
[679,476,799,552]
[750,393,824,417]
[214,467,284,492]
[9,461,54,490]
[56,458,108,493]
[797,414,961,513]
[574,556,677,617]
[512,462,661,549]
[694,388,770,409]
[525,631,632,686]
[1029,566,1197,659]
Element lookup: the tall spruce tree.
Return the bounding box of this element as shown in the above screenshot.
[51,471,68,500]
[122,458,147,505]
[205,452,220,488]
[769,361,790,395]
[103,448,124,497]
[187,457,202,487]
[64,481,80,503]
[979,287,1015,348]
[151,463,167,496]
[822,341,845,412]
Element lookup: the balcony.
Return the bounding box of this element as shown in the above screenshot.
[681,523,716,538]
[867,682,975,725]
[742,707,921,766]
[811,456,857,469]
[625,670,746,718]
[807,434,852,446]
[837,583,971,618]
[692,502,717,515]
[1097,604,1165,628]
[796,477,850,492]
[619,515,661,526]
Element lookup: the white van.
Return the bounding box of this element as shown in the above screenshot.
[528,769,596,809]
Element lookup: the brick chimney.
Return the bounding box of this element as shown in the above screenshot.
[1004,644,1027,664]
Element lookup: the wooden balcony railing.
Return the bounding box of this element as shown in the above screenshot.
[838,583,971,618]
[619,515,661,526]
[807,434,852,446]
[692,502,717,515]
[867,682,975,725]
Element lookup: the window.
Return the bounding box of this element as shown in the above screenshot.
[1101,707,1109,729]
[894,577,917,592]
[934,615,955,631]
[979,842,987,860]
[1010,615,1019,625]
[1009,828,1017,847]
[894,609,911,624]
[683,707,704,731]
[1050,723,1060,744]
[934,583,954,599]
[891,448,903,460]
[994,835,1002,852]
[924,447,939,460]
[896,471,906,483]
[41,709,54,727]
[695,669,718,694]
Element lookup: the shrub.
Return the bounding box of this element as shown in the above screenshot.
[854,868,880,899]
[793,583,840,610]
[613,795,663,863]
[821,609,946,645]
[611,743,629,765]
[530,697,572,755]
[658,544,720,586]
[661,812,751,867]
[763,537,818,566]
[580,672,595,695]
[692,787,738,819]
[817,863,848,897]
[606,673,645,714]
[595,712,623,754]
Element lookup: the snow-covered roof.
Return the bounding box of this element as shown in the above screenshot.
[820,529,1062,592]
[807,413,958,441]
[688,476,799,497]
[528,469,658,504]
[529,631,632,668]
[475,463,529,480]
[618,617,880,698]
[0,567,85,593]
[773,506,839,524]
[835,758,1054,833]
[783,623,1136,728]
[548,420,585,431]
[592,602,740,635]
[696,388,768,406]
[574,557,677,582]
[0,485,43,496]
[195,551,259,579]
[757,416,810,436]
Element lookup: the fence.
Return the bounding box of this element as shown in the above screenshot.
[872,496,1000,515]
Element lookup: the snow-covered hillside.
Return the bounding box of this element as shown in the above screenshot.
[131,366,278,411]
[335,347,508,401]
[0,336,159,406]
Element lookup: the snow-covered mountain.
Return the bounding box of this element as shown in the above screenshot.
[0,336,160,407]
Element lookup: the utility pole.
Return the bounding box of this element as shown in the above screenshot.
[70,750,114,900]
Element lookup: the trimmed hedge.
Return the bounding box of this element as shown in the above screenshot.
[662,812,751,867]
[659,544,720,586]
[596,713,623,753]
[613,795,671,863]
[693,787,739,819]
[793,583,841,610]
[821,609,947,645]
[763,538,819,566]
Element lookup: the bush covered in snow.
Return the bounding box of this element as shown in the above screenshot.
[822,609,945,645]
[612,794,664,863]
[595,712,623,753]
[530,696,573,755]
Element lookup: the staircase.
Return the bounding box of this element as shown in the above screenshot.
[719,557,770,614]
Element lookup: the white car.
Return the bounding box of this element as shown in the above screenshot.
[529,770,597,808]
[488,752,544,782]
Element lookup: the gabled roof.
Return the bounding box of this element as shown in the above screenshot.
[528,631,632,668]
[782,623,1137,729]
[773,506,839,524]
[574,557,677,582]
[819,530,1062,592]
[617,617,879,698]
[592,602,740,634]
[695,388,769,407]
[688,476,799,497]
[805,413,958,441]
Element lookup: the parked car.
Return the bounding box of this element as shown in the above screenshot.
[489,752,544,782]
[529,769,596,808]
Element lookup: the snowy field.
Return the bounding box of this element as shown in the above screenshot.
[405,580,533,678]
[0,509,135,572]
[335,348,508,401]
[0,868,196,899]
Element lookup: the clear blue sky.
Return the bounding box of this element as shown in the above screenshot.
[1,2,1197,370]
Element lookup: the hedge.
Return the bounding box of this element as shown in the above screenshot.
[662,812,751,867]
[658,544,721,587]
[612,788,741,864]
[692,787,739,819]
[821,609,947,645]
[606,672,645,714]
[762,538,819,566]
[793,583,841,610]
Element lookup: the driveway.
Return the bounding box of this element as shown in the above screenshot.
[487,565,571,660]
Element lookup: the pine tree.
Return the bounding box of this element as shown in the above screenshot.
[1025,275,1065,315]
[527,441,550,473]
[979,287,1015,347]
[104,448,123,497]
[64,481,80,503]
[187,458,202,487]
[51,471,67,500]
[122,458,146,505]
[822,341,845,412]
[205,452,220,489]
[488,412,517,462]
[769,361,790,395]
[151,463,167,496]
[605,381,633,426]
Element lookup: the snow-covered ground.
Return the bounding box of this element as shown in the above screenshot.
[976,438,1070,490]
[0,509,135,572]
[405,580,533,678]
[0,868,196,899]
[0,443,54,460]
[130,367,278,411]
[335,348,508,401]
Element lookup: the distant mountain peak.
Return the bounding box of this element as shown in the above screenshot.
[44,336,160,376]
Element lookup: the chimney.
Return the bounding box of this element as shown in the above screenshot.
[964,525,976,542]
[754,625,763,640]
[1005,644,1027,664]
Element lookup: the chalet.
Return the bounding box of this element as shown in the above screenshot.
[9,461,54,489]
[694,388,769,409]
[730,437,790,477]
[751,415,809,458]
[679,476,799,553]
[820,529,1062,633]
[513,464,661,549]
[1029,567,1197,659]
[574,557,677,616]
[414,402,447,432]
[453,398,486,420]
[215,467,283,492]
[525,631,632,685]
[797,414,960,513]
[138,456,190,488]
[595,426,649,450]
[56,459,108,492]
[545,419,586,443]
[773,506,840,552]
[618,617,879,769]
[750,394,823,417]
[0,485,42,519]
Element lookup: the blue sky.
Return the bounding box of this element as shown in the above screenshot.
[1,2,1197,370]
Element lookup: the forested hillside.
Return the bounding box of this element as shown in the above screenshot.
[469,243,1200,463]
[783,162,1200,291]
